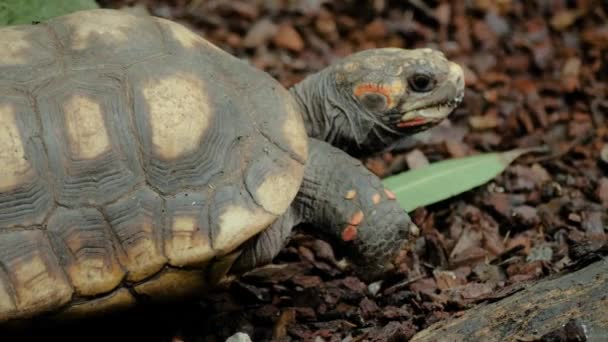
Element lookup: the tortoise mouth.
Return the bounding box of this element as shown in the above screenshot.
[397,94,463,128]
[397,61,465,129]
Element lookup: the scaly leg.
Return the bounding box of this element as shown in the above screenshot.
[231,138,415,281]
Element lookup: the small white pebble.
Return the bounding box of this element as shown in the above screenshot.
[409,223,420,237]
[368,280,382,296]
[225,332,252,342]
[334,258,350,271]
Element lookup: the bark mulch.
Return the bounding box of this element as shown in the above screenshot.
[8,0,608,341]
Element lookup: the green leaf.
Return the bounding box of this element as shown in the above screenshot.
[382,146,547,213]
[0,0,98,26]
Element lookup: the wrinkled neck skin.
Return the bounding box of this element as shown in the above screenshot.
[289,68,402,158]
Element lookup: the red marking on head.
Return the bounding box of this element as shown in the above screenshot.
[384,189,396,200]
[342,225,358,241]
[353,83,393,107]
[397,117,428,128]
[349,211,364,226]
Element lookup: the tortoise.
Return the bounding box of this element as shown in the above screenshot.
[0,9,464,323]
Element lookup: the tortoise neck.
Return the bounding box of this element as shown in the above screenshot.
[290,70,334,141]
[289,68,398,158]
[290,68,364,153]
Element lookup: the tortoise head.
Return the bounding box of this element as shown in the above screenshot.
[292,47,465,156]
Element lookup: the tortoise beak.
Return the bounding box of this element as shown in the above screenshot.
[397,61,465,128]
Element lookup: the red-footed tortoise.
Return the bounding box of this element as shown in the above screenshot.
[0,9,464,323]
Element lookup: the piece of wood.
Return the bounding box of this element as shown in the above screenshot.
[411,259,608,341]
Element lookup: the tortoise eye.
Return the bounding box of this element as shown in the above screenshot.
[359,92,388,112]
[408,73,435,93]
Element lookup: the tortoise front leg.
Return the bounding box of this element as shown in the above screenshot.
[230,209,298,274]
[291,138,414,281]
[232,138,414,281]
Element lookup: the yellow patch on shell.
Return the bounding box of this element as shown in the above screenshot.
[0,104,32,192]
[0,27,33,65]
[134,269,207,301]
[254,158,304,215]
[166,215,214,266]
[65,11,132,50]
[120,219,167,282]
[65,251,124,297]
[64,94,111,160]
[56,288,135,319]
[158,18,222,52]
[143,73,211,160]
[283,98,308,162]
[213,206,277,255]
[12,254,72,311]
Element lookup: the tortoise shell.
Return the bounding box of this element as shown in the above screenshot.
[0,9,307,321]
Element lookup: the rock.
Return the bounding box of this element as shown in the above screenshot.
[561,57,581,92]
[367,280,383,296]
[364,19,387,39]
[526,244,553,262]
[550,10,583,31]
[511,205,540,226]
[433,269,466,290]
[273,23,305,52]
[225,332,252,342]
[405,149,429,169]
[472,263,506,285]
[451,282,494,301]
[469,112,499,130]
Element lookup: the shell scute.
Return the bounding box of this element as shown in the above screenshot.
[46,207,125,296]
[104,188,167,282]
[36,73,144,207]
[0,230,73,321]
[0,91,54,229]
